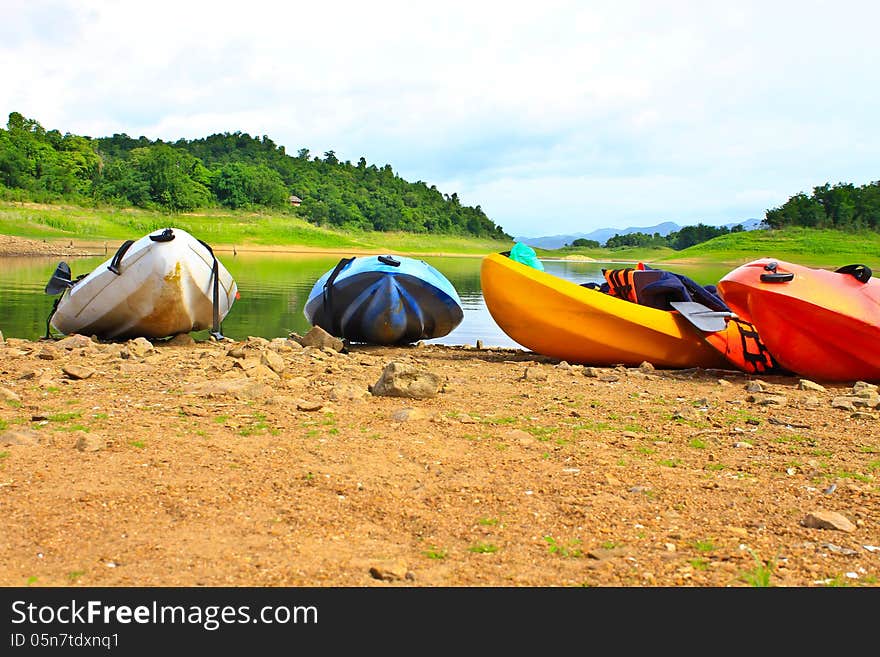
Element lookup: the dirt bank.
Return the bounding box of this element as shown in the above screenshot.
[0,331,877,588]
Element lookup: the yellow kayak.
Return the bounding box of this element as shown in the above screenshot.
[480,252,729,368]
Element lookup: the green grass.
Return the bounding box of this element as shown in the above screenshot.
[0,202,511,256]
[468,542,499,554]
[693,539,717,552]
[544,536,584,558]
[423,546,448,559]
[738,550,776,587]
[67,570,86,583]
[3,201,879,263]
[666,226,880,268]
[46,412,82,423]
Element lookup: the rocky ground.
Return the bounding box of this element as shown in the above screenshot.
[0,327,878,588]
[1,233,878,589]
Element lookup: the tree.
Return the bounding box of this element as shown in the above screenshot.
[129,145,211,211]
[570,238,600,248]
[212,162,289,209]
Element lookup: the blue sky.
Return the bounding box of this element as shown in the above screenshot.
[3,0,878,238]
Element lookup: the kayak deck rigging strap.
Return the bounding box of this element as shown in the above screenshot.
[196,238,224,340]
[322,257,356,336]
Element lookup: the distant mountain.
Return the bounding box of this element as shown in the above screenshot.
[515,218,764,250]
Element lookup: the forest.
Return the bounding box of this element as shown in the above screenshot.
[0,111,877,247]
[0,112,509,240]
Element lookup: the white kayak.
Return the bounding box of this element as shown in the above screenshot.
[45,227,238,340]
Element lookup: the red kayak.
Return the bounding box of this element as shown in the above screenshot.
[717,258,880,382]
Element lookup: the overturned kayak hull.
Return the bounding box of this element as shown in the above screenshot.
[49,228,237,340]
[304,255,464,345]
[480,253,729,368]
[718,258,880,382]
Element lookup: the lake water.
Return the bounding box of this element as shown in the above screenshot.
[0,251,731,349]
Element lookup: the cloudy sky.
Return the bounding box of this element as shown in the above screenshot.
[3,0,878,238]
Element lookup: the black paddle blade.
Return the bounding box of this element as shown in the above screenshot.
[44,261,73,295]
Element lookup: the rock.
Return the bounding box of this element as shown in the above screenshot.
[801,510,856,532]
[391,407,428,421]
[329,383,369,402]
[62,364,95,380]
[798,379,826,392]
[747,392,787,406]
[0,429,49,446]
[0,386,21,402]
[852,392,880,408]
[830,397,856,412]
[55,334,96,350]
[37,346,60,360]
[369,559,410,581]
[521,366,548,381]
[299,326,344,351]
[166,333,195,347]
[505,428,536,445]
[127,337,154,357]
[226,346,247,359]
[260,350,285,374]
[371,361,441,399]
[75,435,106,452]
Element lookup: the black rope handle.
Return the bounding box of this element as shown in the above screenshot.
[107,240,135,275]
[835,263,872,284]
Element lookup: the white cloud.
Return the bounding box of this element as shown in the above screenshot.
[2,0,878,237]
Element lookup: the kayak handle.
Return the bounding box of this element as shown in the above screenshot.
[835,263,872,283]
[760,272,794,283]
[760,262,793,283]
[378,255,401,267]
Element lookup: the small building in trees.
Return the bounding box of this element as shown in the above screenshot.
[289,195,302,206]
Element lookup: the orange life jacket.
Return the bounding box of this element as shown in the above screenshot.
[703,317,785,375]
[602,264,647,304]
[602,266,786,375]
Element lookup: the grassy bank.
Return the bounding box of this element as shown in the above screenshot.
[0,202,511,256]
[1,201,879,266]
[538,227,880,268]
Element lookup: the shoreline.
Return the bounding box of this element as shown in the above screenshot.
[0,234,492,260]
[0,234,703,265]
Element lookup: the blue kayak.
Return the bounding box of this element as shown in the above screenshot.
[304,255,464,345]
